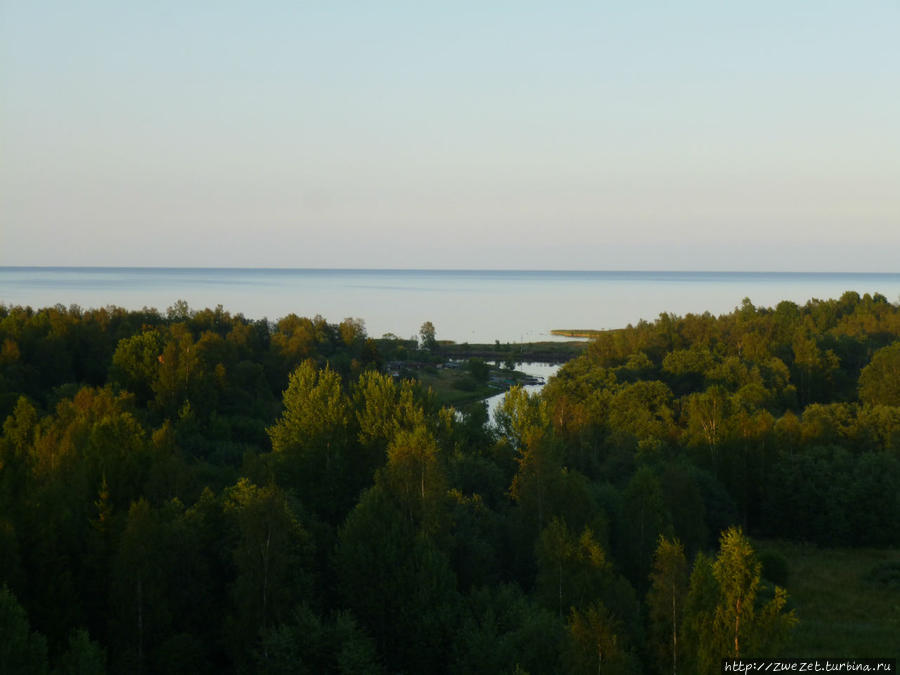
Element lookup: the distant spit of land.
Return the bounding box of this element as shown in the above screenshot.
[550,329,604,338]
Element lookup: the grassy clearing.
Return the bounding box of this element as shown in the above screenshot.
[414,367,501,408]
[756,539,900,658]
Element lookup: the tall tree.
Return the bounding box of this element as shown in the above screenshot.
[535,518,611,619]
[419,321,437,351]
[620,466,673,588]
[712,527,795,659]
[680,552,719,675]
[647,537,688,675]
[223,478,312,662]
[563,602,637,675]
[268,361,354,521]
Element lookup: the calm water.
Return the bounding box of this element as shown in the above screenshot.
[2,267,900,344]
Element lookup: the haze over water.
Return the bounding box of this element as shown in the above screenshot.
[3,267,899,345]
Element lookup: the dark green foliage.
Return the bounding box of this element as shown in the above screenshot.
[646,537,688,675]
[2,294,899,672]
[759,550,790,587]
[563,602,641,675]
[336,486,461,674]
[451,584,563,675]
[0,585,49,675]
[56,629,107,675]
[862,561,900,589]
[256,606,384,675]
[466,357,490,383]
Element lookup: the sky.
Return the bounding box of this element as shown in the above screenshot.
[2,1,898,270]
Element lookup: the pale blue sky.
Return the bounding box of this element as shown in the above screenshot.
[2,1,898,270]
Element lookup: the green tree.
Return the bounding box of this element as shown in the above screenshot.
[503,386,559,535]
[451,584,563,675]
[256,606,384,675]
[712,527,796,659]
[335,486,459,674]
[0,585,48,675]
[563,602,638,675]
[379,424,446,533]
[56,628,107,675]
[352,370,429,485]
[267,361,354,521]
[620,466,672,588]
[859,342,900,406]
[683,386,730,468]
[339,317,367,349]
[109,498,171,674]
[535,518,611,619]
[467,357,490,383]
[647,537,688,675]
[110,330,164,403]
[680,552,719,675]
[608,380,675,449]
[223,478,311,661]
[153,325,200,419]
[419,321,437,351]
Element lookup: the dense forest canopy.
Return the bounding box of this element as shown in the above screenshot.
[1,292,898,673]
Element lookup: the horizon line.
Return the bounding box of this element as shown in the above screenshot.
[2,265,899,276]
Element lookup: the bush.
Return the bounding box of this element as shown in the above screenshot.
[454,376,478,392]
[862,561,900,589]
[759,550,790,587]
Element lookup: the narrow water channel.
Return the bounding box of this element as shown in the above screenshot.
[484,361,561,424]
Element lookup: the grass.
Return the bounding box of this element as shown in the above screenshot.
[756,539,900,658]
[414,367,501,408]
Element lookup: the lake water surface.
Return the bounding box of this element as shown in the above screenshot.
[2,268,899,344]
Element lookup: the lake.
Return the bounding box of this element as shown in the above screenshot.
[2,267,899,344]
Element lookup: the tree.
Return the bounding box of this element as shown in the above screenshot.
[56,628,107,675]
[683,386,730,468]
[647,537,688,675]
[110,330,164,404]
[256,606,385,675]
[680,552,719,675]
[353,370,427,471]
[339,317,367,349]
[419,321,437,351]
[0,585,48,675]
[267,361,354,521]
[379,424,446,533]
[535,518,611,619]
[335,485,460,674]
[109,498,170,674]
[451,584,563,675]
[223,478,311,657]
[859,342,900,406]
[712,527,795,659]
[563,602,637,675]
[608,380,675,448]
[466,357,490,383]
[620,467,673,589]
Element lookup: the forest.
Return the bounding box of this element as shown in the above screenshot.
[1,292,899,674]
